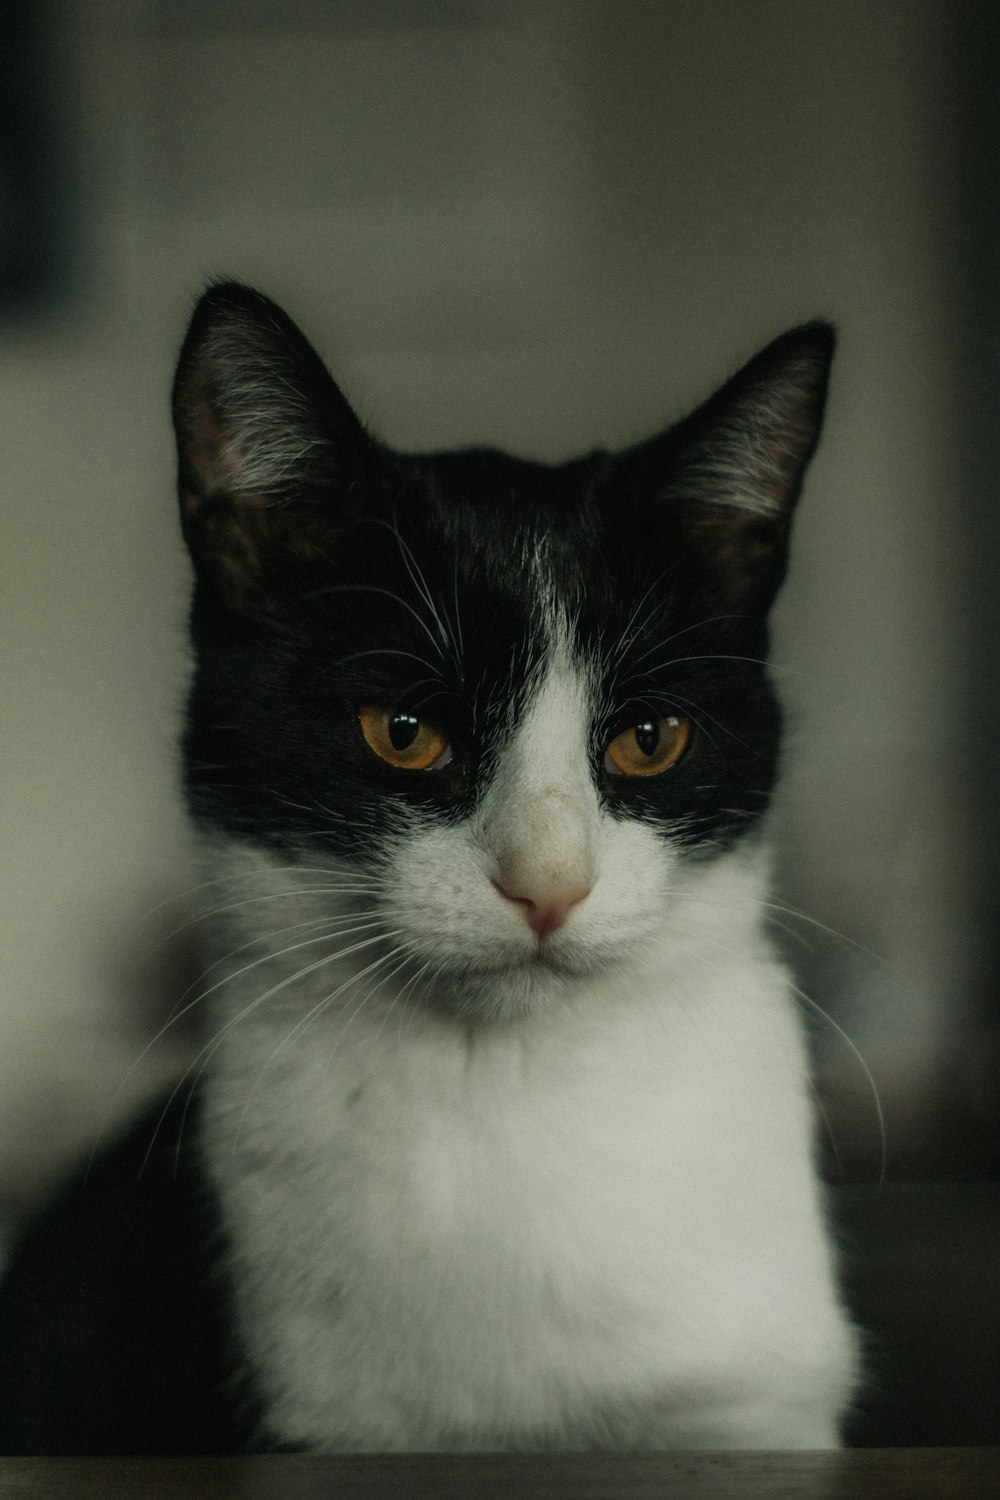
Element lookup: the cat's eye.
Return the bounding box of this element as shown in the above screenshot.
[604,715,691,777]
[358,706,452,772]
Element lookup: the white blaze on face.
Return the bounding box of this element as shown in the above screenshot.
[476,629,599,940]
[373,586,692,1017]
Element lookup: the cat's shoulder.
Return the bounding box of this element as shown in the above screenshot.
[0,1088,256,1454]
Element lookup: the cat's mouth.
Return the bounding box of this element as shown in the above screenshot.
[527,941,582,972]
[475,936,602,982]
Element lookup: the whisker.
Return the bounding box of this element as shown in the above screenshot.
[789,982,887,1186]
[129,864,383,925]
[624,612,756,671]
[143,928,404,1173]
[233,944,417,1143]
[608,570,675,668]
[168,912,386,1013]
[98,915,388,1159]
[451,550,465,659]
[809,1079,844,1177]
[304,582,446,661]
[364,948,443,1052]
[334,646,442,675]
[635,688,731,754]
[154,885,381,944]
[380,517,459,663]
[625,652,773,678]
[758,901,884,964]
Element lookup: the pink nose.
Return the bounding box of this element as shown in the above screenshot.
[492,878,592,939]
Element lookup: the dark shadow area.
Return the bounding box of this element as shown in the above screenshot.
[0,5,72,316]
[836,1182,1000,1445]
[835,0,1000,1446]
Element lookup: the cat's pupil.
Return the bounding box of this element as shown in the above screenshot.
[388,712,420,751]
[635,721,659,757]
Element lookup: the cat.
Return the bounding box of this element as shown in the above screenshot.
[0,283,858,1454]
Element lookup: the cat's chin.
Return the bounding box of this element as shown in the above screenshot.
[419,948,607,1026]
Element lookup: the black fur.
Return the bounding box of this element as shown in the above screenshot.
[0,1088,260,1454]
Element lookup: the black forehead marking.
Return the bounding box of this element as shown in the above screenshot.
[321,443,764,736]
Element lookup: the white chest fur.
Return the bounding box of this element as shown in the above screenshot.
[200,847,857,1452]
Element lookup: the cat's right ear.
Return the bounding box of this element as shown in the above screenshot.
[172,282,373,606]
[624,322,835,615]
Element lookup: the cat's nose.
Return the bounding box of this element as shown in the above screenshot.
[491,877,592,939]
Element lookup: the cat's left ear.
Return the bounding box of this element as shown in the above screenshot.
[644,321,835,614]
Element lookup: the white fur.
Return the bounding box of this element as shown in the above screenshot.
[196,644,857,1451]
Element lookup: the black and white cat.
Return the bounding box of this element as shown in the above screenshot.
[0,284,857,1453]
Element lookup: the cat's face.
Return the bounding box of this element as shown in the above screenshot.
[371,604,712,1020]
[174,285,833,1021]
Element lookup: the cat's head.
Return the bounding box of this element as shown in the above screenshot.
[173,284,832,1021]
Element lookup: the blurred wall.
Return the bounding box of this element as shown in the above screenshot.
[1,0,989,1207]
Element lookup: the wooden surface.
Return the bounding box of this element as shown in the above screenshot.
[0,1451,996,1499]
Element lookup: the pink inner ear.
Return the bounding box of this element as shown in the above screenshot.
[680,506,792,615]
[183,395,247,505]
[180,492,271,605]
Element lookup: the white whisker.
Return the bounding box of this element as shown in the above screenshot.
[143,928,405,1173]
[759,901,884,964]
[99,914,387,1153]
[233,943,418,1144]
[789,982,887,1186]
[623,612,754,671]
[152,885,381,949]
[309,582,446,662]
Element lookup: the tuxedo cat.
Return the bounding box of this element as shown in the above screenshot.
[0,284,857,1453]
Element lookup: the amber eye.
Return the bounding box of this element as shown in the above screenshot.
[358,706,452,771]
[604,714,690,777]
